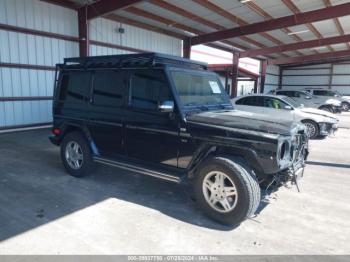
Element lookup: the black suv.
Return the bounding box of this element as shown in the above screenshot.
[50,53,308,226]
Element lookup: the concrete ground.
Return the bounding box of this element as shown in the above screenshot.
[0,114,349,255]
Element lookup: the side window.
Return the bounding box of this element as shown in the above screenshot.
[93,70,124,107]
[130,70,171,110]
[264,97,288,109]
[277,91,290,97]
[238,96,263,106]
[59,71,91,103]
[314,90,326,96]
[235,97,247,105]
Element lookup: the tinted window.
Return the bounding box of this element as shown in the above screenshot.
[59,71,91,102]
[236,96,263,106]
[276,91,297,97]
[313,90,336,96]
[263,97,288,109]
[93,70,124,107]
[130,70,171,110]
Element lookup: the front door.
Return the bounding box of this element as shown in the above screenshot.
[124,69,179,168]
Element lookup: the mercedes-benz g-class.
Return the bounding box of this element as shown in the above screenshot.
[50,53,308,226]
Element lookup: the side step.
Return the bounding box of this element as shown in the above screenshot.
[93,156,182,183]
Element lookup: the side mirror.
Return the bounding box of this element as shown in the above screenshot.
[158,100,174,113]
[305,96,311,99]
[284,105,293,110]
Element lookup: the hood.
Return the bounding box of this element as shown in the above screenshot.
[342,95,350,101]
[300,107,338,119]
[186,110,301,137]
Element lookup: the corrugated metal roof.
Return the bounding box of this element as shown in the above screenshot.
[64,0,350,63]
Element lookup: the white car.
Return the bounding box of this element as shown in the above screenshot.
[305,88,350,111]
[268,89,342,113]
[232,94,339,139]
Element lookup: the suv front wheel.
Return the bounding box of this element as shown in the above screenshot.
[193,157,260,226]
[60,131,94,177]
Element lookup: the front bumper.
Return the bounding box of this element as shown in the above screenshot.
[319,122,338,136]
[49,135,60,146]
[332,105,342,113]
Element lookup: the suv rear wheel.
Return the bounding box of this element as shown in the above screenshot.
[193,157,260,226]
[60,131,94,177]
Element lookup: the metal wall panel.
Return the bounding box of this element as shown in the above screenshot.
[90,18,182,56]
[0,1,182,130]
[282,75,330,86]
[281,62,350,95]
[0,0,79,129]
[264,65,279,93]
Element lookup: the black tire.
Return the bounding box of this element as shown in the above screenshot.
[193,156,261,226]
[60,131,94,177]
[341,102,350,112]
[302,119,320,139]
[319,105,334,113]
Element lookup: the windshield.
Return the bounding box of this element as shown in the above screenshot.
[283,96,302,108]
[170,70,231,109]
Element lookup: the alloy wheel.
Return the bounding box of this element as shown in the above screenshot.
[202,171,238,213]
[65,141,84,170]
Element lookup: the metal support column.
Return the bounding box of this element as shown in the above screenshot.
[260,60,267,93]
[230,52,239,98]
[78,6,89,57]
[183,38,191,59]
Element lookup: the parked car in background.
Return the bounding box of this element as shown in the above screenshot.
[268,89,342,113]
[232,94,339,139]
[305,88,350,111]
[50,53,309,226]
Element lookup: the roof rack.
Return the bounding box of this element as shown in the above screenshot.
[62,52,208,70]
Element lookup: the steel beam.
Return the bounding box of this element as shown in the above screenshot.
[189,2,350,45]
[269,50,350,65]
[85,0,143,20]
[240,34,350,58]
[78,6,89,57]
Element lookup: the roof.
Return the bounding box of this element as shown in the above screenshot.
[46,0,350,66]
[61,52,208,70]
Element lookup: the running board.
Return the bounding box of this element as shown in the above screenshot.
[93,156,181,183]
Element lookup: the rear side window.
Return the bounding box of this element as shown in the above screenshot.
[130,70,171,110]
[277,91,299,97]
[93,70,124,107]
[59,71,91,102]
[236,96,263,106]
[263,97,288,109]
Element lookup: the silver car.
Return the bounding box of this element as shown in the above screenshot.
[268,89,342,113]
[232,94,339,139]
[305,88,350,111]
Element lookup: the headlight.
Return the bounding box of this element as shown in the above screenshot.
[277,136,292,169]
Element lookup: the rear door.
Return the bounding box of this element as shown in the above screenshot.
[87,69,126,157]
[124,69,179,168]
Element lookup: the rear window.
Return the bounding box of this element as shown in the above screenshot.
[59,71,92,102]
